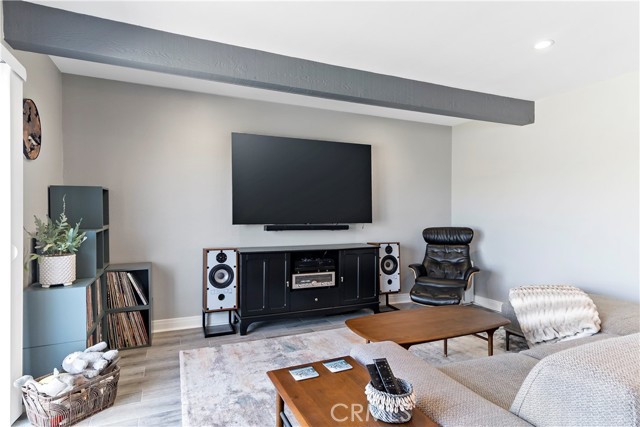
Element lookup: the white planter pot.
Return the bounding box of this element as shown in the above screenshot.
[39,254,77,287]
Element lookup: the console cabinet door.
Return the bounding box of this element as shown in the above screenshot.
[240,253,289,315]
[339,248,379,305]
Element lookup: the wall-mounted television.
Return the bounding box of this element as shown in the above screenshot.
[231,133,372,226]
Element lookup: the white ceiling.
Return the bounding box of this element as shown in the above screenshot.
[30,1,640,126]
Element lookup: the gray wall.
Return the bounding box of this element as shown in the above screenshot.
[452,72,639,302]
[61,75,452,321]
[11,49,65,285]
[18,51,64,224]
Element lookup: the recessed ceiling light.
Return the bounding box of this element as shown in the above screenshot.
[534,39,555,50]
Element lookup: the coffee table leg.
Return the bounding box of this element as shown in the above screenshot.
[443,339,448,357]
[275,393,284,427]
[487,328,498,356]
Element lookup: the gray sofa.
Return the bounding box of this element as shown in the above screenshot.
[350,294,640,427]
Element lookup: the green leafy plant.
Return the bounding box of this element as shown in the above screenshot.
[25,195,87,263]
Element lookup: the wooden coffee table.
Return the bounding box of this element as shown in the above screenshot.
[345,305,510,356]
[267,356,437,427]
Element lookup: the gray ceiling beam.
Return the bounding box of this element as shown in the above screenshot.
[4,1,534,125]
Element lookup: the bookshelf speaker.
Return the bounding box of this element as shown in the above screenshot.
[203,248,238,312]
[368,242,401,294]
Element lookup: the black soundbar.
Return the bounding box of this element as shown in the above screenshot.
[264,224,350,231]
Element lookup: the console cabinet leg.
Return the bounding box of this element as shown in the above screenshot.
[239,320,249,336]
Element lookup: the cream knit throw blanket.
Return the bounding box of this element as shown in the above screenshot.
[509,285,601,345]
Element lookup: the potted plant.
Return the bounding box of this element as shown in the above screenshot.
[25,196,87,287]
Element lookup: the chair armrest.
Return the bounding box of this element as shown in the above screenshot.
[408,263,425,279]
[464,266,480,282]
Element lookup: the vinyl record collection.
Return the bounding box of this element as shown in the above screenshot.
[105,271,149,348]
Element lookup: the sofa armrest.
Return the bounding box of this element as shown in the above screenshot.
[350,342,533,427]
[511,333,640,426]
[408,263,425,279]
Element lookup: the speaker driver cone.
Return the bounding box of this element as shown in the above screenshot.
[209,264,234,289]
[381,255,398,275]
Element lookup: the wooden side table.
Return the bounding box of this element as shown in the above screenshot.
[266,356,437,427]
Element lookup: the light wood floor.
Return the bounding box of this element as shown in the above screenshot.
[13,304,406,426]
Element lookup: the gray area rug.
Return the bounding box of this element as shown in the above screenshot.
[180,327,526,427]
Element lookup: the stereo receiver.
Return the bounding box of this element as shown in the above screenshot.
[294,257,335,273]
[292,271,336,289]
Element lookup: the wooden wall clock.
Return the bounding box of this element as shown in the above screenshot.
[23,98,42,160]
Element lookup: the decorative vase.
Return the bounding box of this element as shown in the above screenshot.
[39,254,76,287]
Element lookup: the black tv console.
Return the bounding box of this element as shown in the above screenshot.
[236,243,380,335]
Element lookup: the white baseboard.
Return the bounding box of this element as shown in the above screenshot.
[384,293,412,304]
[153,315,201,333]
[473,295,503,312]
[154,294,505,333]
[153,310,237,332]
[382,292,503,312]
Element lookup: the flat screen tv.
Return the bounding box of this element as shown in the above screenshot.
[232,133,372,225]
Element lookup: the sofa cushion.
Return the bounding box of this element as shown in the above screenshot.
[510,333,640,427]
[437,353,539,410]
[590,294,640,336]
[350,341,533,427]
[520,332,616,360]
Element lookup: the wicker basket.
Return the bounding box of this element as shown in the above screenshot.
[20,362,120,427]
[364,378,416,424]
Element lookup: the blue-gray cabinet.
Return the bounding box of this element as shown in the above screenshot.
[23,278,105,378]
[49,185,110,278]
[23,186,152,377]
